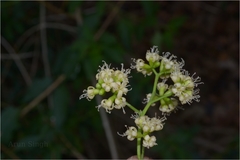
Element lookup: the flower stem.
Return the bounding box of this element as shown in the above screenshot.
[137,131,142,160]
[126,102,139,113]
[151,69,160,98]
[141,144,145,159]
[141,71,161,116]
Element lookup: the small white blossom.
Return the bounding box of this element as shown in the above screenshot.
[159,98,178,114]
[146,46,160,63]
[114,97,127,113]
[131,59,152,76]
[121,126,138,141]
[143,135,157,149]
[79,86,98,101]
[97,98,114,113]
[134,115,165,133]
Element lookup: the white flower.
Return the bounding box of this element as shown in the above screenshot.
[101,77,114,92]
[159,98,178,113]
[143,135,157,148]
[134,115,165,133]
[97,98,114,113]
[79,86,98,101]
[114,97,126,110]
[146,46,160,63]
[124,126,138,141]
[131,59,152,76]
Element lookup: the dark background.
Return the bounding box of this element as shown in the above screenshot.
[1,1,239,159]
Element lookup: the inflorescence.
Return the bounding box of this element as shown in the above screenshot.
[80,46,203,152]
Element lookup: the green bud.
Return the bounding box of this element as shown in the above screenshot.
[96,83,101,89]
[143,64,151,69]
[153,61,160,68]
[99,89,105,95]
[149,61,154,67]
[160,99,166,105]
[159,85,165,96]
[164,98,171,104]
[164,90,173,97]
[98,79,104,84]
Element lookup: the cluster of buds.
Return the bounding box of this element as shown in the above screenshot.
[79,61,131,113]
[121,114,166,149]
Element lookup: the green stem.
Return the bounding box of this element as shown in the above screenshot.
[137,133,141,160]
[141,71,161,116]
[150,71,160,98]
[141,144,145,159]
[126,102,139,113]
[142,92,172,116]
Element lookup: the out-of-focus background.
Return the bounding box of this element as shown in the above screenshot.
[1,1,239,159]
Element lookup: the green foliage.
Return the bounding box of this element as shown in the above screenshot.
[22,77,52,103]
[51,85,69,130]
[162,16,186,48]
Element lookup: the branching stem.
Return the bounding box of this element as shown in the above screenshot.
[126,102,139,113]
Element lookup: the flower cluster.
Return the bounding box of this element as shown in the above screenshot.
[170,70,202,104]
[79,61,131,113]
[131,46,202,115]
[121,114,165,149]
[80,46,203,156]
[131,46,160,76]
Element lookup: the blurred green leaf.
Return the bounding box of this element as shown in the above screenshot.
[82,2,106,31]
[1,106,20,144]
[100,32,117,45]
[162,16,186,48]
[151,31,162,48]
[51,85,69,130]
[67,1,82,13]
[140,1,159,17]
[117,18,133,50]
[100,32,125,63]
[22,77,52,103]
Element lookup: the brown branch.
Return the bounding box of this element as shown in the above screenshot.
[20,74,66,117]
[94,1,124,41]
[1,36,32,86]
[40,4,51,77]
[1,52,33,59]
[14,23,77,51]
[38,1,75,20]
